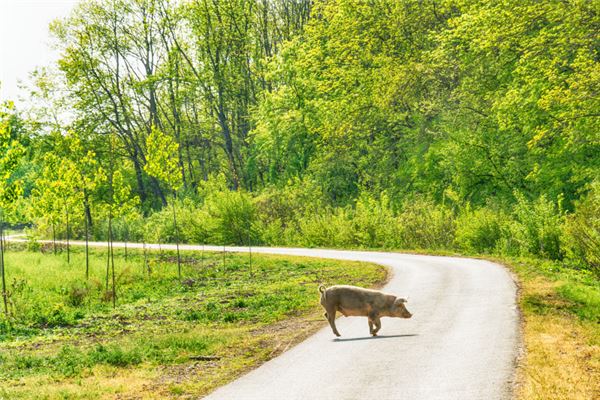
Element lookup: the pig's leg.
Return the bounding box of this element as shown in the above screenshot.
[373,317,382,336]
[326,307,341,337]
[369,311,381,336]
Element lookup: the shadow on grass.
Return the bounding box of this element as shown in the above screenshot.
[333,334,418,342]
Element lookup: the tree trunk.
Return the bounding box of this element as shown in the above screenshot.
[150,176,167,207]
[84,192,93,230]
[66,207,70,264]
[248,220,252,277]
[172,196,181,279]
[0,217,8,315]
[85,209,89,280]
[217,106,240,190]
[143,240,150,276]
[111,227,116,308]
[132,156,148,204]
[124,224,128,261]
[106,215,112,291]
[52,224,57,255]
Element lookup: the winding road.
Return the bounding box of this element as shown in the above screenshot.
[9,239,520,399]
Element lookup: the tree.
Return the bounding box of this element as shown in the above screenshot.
[32,149,83,264]
[100,132,139,307]
[427,0,600,206]
[252,0,455,204]
[54,132,103,276]
[0,101,25,315]
[144,126,183,277]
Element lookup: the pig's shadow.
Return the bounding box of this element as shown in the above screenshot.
[333,334,418,342]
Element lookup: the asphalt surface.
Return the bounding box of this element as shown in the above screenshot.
[10,239,520,399]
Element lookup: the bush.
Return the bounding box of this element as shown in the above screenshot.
[350,193,397,248]
[254,178,327,245]
[397,198,456,250]
[254,178,326,225]
[143,206,177,244]
[33,304,76,328]
[144,198,210,244]
[67,282,90,307]
[562,181,600,275]
[177,198,210,244]
[205,189,257,245]
[455,206,506,253]
[26,233,41,251]
[506,193,563,259]
[296,207,354,248]
[111,212,145,242]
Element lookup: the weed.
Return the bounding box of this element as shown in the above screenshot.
[89,344,143,367]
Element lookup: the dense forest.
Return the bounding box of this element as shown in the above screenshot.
[1,0,599,274]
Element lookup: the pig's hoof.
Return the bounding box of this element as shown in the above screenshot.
[372,333,378,337]
[335,333,341,337]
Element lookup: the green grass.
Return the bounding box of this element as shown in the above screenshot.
[0,245,386,399]
[505,257,600,323]
[496,257,600,400]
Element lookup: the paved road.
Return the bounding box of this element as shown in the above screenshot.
[10,239,520,399]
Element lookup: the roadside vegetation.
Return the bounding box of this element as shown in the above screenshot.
[0,0,598,398]
[505,258,599,400]
[0,244,386,399]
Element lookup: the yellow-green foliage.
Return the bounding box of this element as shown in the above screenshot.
[100,182,599,277]
[562,182,600,275]
[455,206,507,253]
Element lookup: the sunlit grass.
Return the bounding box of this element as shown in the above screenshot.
[503,258,600,400]
[0,246,386,399]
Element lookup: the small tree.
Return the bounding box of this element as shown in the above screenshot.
[145,127,184,278]
[0,101,25,315]
[62,132,102,278]
[29,176,62,254]
[100,151,138,307]
[33,152,82,263]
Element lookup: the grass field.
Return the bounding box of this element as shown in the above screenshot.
[0,244,386,399]
[502,258,600,400]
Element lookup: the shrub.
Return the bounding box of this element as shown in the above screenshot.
[254,178,327,245]
[257,217,289,246]
[205,189,258,245]
[397,198,456,249]
[254,178,326,225]
[455,206,506,253]
[30,303,75,328]
[177,199,210,244]
[562,181,600,275]
[111,211,146,242]
[13,354,45,371]
[507,193,564,259]
[143,207,177,244]
[67,282,90,307]
[26,233,41,251]
[296,207,354,248]
[350,193,397,248]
